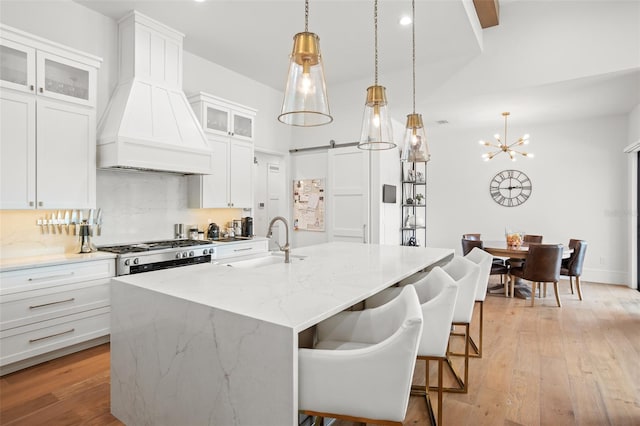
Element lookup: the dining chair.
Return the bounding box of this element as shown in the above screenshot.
[461,238,508,286]
[298,286,423,426]
[366,267,459,426]
[506,234,544,270]
[509,244,563,307]
[561,239,588,300]
[440,256,480,393]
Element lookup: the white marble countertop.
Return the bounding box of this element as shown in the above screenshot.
[0,251,117,272]
[113,242,453,332]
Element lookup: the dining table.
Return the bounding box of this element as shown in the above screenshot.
[483,241,573,299]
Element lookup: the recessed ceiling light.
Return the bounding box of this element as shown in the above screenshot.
[399,16,412,26]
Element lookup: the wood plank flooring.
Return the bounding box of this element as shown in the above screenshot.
[1,280,639,425]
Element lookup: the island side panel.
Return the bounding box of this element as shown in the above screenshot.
[111,280,296,426]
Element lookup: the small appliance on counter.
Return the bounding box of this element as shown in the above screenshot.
[207,223,220,240]
[241,217,253,238]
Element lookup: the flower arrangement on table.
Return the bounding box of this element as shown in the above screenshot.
[506,232,523,248]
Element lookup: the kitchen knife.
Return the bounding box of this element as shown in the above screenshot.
[64,210,70,234]
[96,208,102,236]
[89,209,94,236]
[57,211,63,234]
[77,210,84,236]
[71,210,78,235]
[49,212,55,234]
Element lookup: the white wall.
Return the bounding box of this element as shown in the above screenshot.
[427,114,629,285]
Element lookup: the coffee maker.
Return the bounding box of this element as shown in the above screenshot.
[241,217,253,238]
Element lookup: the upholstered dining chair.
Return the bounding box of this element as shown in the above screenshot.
[298,286,423,426]
[509,244,563,307]
[561,239,588,300]
[458,247,493,359]
[506,234,544,269]
[440,256,480,393]
[366,267,458,426]
[461,238,508,286]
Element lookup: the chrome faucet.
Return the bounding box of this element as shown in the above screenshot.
[266,216,290,263]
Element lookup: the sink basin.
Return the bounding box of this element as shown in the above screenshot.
[223,252,306,269]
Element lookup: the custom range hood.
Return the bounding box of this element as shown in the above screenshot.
[97,11,213,175]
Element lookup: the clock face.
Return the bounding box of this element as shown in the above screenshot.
[489,169,532,207]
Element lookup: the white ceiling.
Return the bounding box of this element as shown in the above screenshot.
[75,0,639,128]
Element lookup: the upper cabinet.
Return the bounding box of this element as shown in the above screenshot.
[194,93,255,142]
[0,25,101,210]
[187,93,257,209]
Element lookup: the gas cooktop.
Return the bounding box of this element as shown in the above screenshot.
[98,239,212,255]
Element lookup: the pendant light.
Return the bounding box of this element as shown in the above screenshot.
[278,0,332,127]
[400,0,430,162]
[358,0,396,150]
[479,112,533,161]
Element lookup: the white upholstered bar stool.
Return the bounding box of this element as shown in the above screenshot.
[298,286,423,426]
[451,247,493,359]
[440,256,480,394]
[366,267,458,426]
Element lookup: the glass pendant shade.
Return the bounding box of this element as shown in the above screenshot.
[278,32,332,126]
[358,85,396,150]
[401,113,430,162]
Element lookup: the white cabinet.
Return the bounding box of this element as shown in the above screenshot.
[0,25,101,210]
[0,258,115,373]
[212,239,269,261]
[188,92,257,209]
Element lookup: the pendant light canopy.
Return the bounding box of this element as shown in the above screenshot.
[278,0,332,127]
[401,0,430,162]
[358,0,395,150]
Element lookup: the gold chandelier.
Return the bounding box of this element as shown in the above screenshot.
[479,112,533,161]
[358,0,395,150]
[400,0,430,163]
[278,0,332,127]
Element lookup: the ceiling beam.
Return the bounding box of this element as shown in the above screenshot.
[473,0,500,28]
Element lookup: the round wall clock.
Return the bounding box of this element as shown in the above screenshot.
[489,169,532,207]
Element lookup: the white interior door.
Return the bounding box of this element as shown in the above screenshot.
[267,162,287,246]
[253,152,286,247]
[328,146,370,243]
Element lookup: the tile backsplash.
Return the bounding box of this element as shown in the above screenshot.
[0,169,242,259]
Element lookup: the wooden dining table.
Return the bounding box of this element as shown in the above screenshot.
[483,241,573,298]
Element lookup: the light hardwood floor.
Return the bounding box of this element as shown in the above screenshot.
[1,280,639,425]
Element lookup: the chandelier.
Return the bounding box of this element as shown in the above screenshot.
[479,112,533,161]
[278,0,332,127]
[358,0,395,150]
[400,0,430,163]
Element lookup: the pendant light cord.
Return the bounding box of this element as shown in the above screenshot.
[374,0,378,85]
[412,0,416,114]
[305,0,309,32]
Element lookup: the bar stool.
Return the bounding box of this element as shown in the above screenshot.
[298,286,423,425]
[366,267,459,425]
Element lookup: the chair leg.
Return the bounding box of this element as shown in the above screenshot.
[504,274,509,297]
[569,276,574,294]
[553,281,562,307]
[450,301,482,358]
[531,282,537,306]
[576,276,583,301]
[438,323,469,394]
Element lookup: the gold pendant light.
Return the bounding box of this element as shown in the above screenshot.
[479,112,533,161]
[278,0,332,127]
[358,0,396,150]
[401,0,430,162]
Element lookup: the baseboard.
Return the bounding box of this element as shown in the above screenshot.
[582,267,628,286]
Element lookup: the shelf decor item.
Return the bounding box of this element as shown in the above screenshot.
[278,0,332,127]
[400,0,430,163]
[415,193,424,204]
[358,0,395,150]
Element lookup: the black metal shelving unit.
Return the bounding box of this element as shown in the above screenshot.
[401,161,427,247]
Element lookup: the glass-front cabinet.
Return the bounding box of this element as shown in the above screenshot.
[201,95,255,142]
[0,39,96,107]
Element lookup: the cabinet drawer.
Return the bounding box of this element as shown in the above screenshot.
[0,307,110,366]
[0,259,114,295]
[214,240,268,260]
[0,279,110,331]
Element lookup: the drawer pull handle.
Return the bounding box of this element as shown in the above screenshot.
[29,328,75,343]
[29,298,75,309]
[233,247,253,252]
[28,272,75,282]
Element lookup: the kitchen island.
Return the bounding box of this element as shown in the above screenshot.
[110,242,453,426]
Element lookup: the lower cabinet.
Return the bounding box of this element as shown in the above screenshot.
[0,258,114,373]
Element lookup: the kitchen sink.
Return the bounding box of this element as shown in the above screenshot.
[222,252,306,269]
